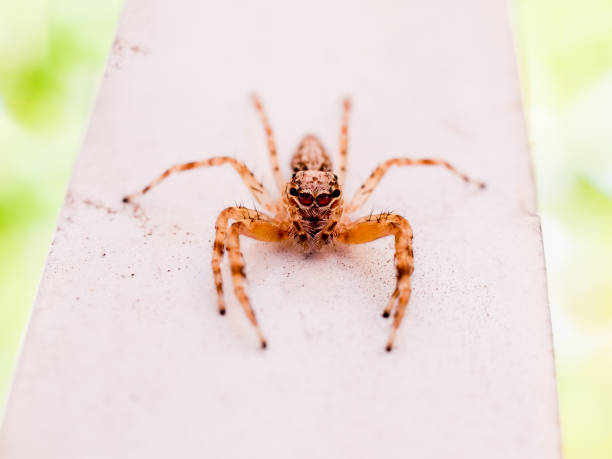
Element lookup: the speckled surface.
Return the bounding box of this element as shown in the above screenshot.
[0,1,561,458]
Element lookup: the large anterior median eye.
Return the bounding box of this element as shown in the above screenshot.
[298,192,314,206]
[315,193,332,206]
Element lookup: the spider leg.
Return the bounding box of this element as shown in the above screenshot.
[346,157,485,213]
[252,95,286,193]
[226,219,288,349]
[383,287,399,318]
[338,213,414,352]
[338,97,351,186]
[212,206,274,315]
[122,157,276,212]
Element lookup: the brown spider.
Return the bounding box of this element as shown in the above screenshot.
[123,96,485,351]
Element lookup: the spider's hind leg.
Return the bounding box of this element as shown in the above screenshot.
[252,95,286,193]
[338,97,351,185]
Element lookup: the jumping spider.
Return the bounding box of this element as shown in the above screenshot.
[123,96,485,351]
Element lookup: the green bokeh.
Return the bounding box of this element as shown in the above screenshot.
[0,0,123,411]
[515,0,612,456]
[0,1,610,457]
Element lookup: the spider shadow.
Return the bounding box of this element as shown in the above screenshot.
[239,236,396,313]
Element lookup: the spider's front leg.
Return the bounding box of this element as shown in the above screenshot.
[338,213,414,352]
[225,218,288,349]
[212,206,274,315]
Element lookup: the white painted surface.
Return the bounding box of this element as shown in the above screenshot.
[0,1,561,458]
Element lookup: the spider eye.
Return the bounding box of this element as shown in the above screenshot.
[289,187,298,196]
[331,189,341,198]
[316,193,332,206]
[298,192,314,206]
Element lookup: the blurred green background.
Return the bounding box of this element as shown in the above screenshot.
[0,0,610,456]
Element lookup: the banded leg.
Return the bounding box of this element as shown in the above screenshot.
[252,95,285,193]
[212,206,273,315]
[122,156,276,212]
[338,98,351,186]
[226,219,288,348]
[338,213,414,351]
[346,157,486,213]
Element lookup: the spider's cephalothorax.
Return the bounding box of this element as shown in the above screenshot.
[123,95,485,351]
[283,164,343,248]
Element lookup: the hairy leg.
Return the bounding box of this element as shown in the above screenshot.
[252,95,286,193]
[226,219,288,348]
[212,206,273,315]
[122,157,276,212]
[338,98,351,186]
[338,213,414,351]
[346,157,485,213]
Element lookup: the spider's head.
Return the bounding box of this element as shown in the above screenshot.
[285,170,342,211]
[284,171,343,244]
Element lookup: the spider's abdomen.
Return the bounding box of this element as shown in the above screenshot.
[290,135,333,172]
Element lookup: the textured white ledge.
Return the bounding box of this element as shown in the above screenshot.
[0,1,561,458]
